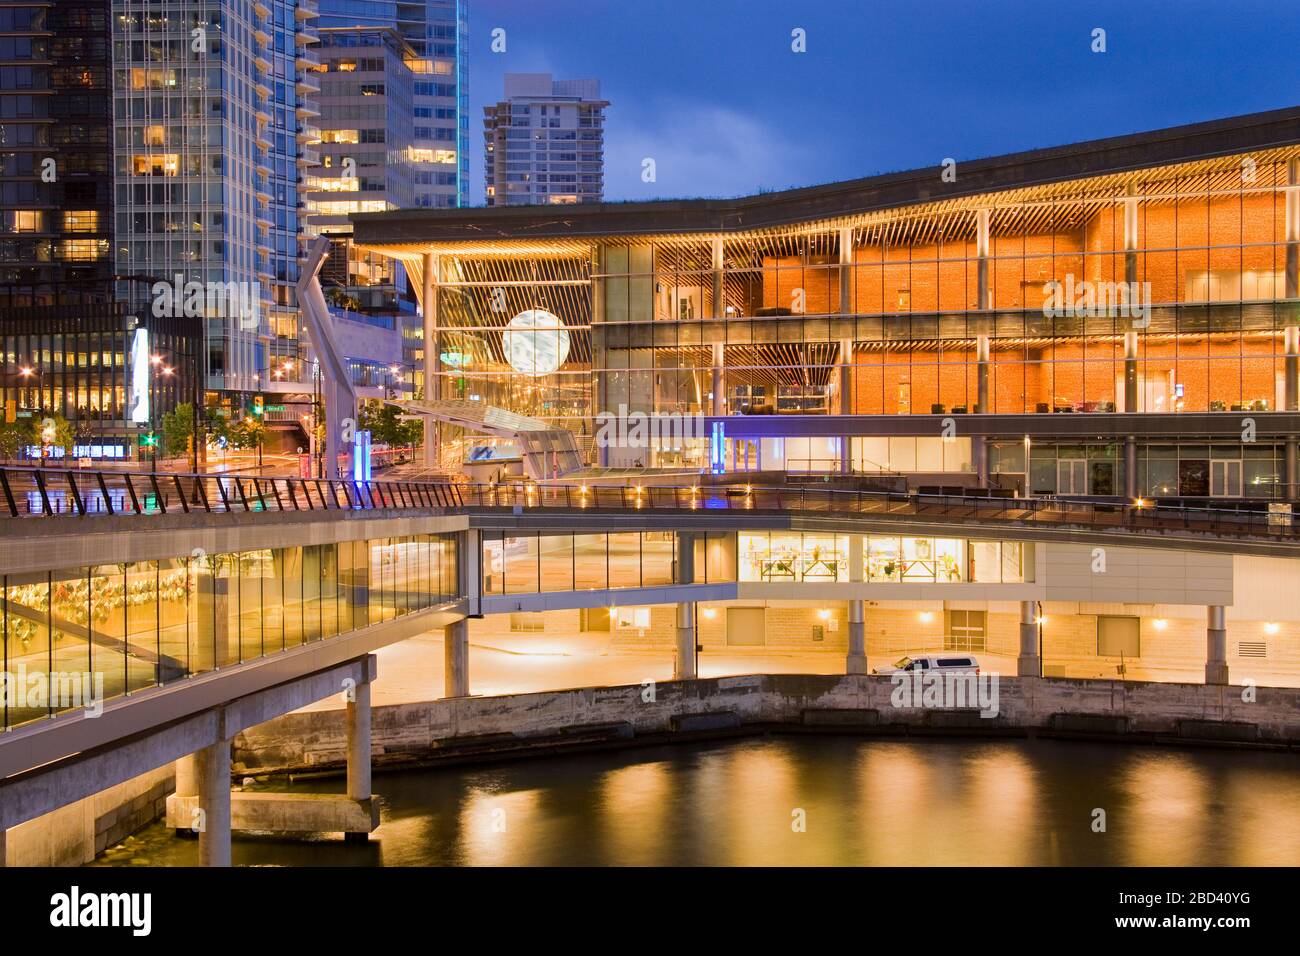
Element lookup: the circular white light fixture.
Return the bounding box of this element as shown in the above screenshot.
[502,309,570,376]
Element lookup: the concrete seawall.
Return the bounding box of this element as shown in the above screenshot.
[235,675,1300,772]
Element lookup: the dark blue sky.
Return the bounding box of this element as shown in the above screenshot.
[467,0,1300,205]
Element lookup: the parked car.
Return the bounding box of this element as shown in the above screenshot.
[873,654,980,676]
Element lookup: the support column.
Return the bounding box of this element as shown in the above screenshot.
[1286,436,1298,501]
[711,342,725,416]
[975,333,990,412]
[1285,326,1299,412]
[1125,436,1138,499]
[711,238,724,318]
[1205,605,1229,686]
[1123,184,1139,287]
[839,337,853,473]
[1123,330,1139,413]
[674,531,697,680]
[444,618,469,698]
[345,676,373,843]
[195,739,231,867]
[976,209,992,310]
[674,601,697,680]
[1287,159,1299,300]
[846,599,866,675]
[421,252,439,468]
[1018,600,1040,677]
[838,225,854,314]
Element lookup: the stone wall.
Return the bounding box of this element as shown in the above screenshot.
[233,674,1300,772]
[2,765,173,867]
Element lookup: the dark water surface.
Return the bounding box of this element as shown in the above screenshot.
[95,736,1300,866]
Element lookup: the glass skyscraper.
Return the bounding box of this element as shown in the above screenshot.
[317,0,467,209]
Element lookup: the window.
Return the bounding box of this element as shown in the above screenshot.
[1098,615,1140,657]
[613,606,650,630]
[62,210,98,233]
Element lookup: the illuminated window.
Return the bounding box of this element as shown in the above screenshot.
[11,210,41,232]
[60,239,104,261]
[143,125,165,146]
[132,154,178,176]
[321,129,359,144]
[63,210,98,233]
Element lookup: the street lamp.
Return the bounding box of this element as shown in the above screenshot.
[18,366,45,466]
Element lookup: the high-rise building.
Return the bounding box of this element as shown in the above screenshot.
[111,0,320,408]
[0,0,195,456]
[318,0,468,209]
[483,73,607,206]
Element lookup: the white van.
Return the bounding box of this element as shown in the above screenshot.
[873,654,980,676]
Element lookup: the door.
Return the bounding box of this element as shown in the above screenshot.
[1057,459,1087,495]
[1210,459,1242,497]
[945,609,987,651]
[726,607,766,646]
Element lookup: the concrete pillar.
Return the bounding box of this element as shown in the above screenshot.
[195,739,231,867]
[1286,437,1298,501]
[1123,330,1139,413]
[421,251,439,467]
[1205,605,1229,686]
[1018,600,1040,677]
[711,238,724,318]
[444,618,469,698]
[846,599,866,675]
[1285,326,1299,412]
[976,209,992,310]
[838,225,854,314]
[975,333,990,412]
[674,601,697,680]
[711,342,725,416]
[346,679,372,803]
[1287,159,1299,299]
[973,436,989,487]
[1125,436,1138,499]
[1123,185,1139,288]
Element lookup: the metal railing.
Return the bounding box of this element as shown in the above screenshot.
[0,465,1296,541]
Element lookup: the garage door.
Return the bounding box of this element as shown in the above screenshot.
[727,607,766,646]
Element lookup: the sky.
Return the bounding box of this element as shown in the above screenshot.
[464,0,1300,206]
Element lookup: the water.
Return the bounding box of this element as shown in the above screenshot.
[95,736,1300,866]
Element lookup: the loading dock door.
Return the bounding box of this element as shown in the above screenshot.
[726,607,766,646]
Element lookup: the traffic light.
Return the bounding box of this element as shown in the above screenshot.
[252,395,264,417]
[141,432,158,448]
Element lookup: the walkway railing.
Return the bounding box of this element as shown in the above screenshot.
[0,465,1296,541]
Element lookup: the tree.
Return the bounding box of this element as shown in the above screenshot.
[160,402,195,459]
[229,415,268,464]
[0,419,32,460]
[359,400,421,447]
[324,285,362,312]
[38,412,75,459]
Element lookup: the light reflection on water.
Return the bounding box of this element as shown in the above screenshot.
[93,737,1300,867]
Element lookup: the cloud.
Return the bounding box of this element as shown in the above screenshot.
[602,103,818,201]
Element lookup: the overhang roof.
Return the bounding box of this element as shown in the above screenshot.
[352,105,1300,251]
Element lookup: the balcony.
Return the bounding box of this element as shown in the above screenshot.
[295,71,320,96]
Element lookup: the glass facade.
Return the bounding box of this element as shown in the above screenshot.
[402,140,1300,498]
[481,530,733,595]
[0,532,459,729]
[737,532,1026,584]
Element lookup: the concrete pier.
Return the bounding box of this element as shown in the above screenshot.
[195,739,232,867]
[1206,605,1230,685]
[444,618,469,698]
[846,599,866,674]
[1018,600,1040,677]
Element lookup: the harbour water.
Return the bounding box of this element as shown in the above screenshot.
[94,736,1300,866]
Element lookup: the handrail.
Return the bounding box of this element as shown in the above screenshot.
[0,465,1295,541]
